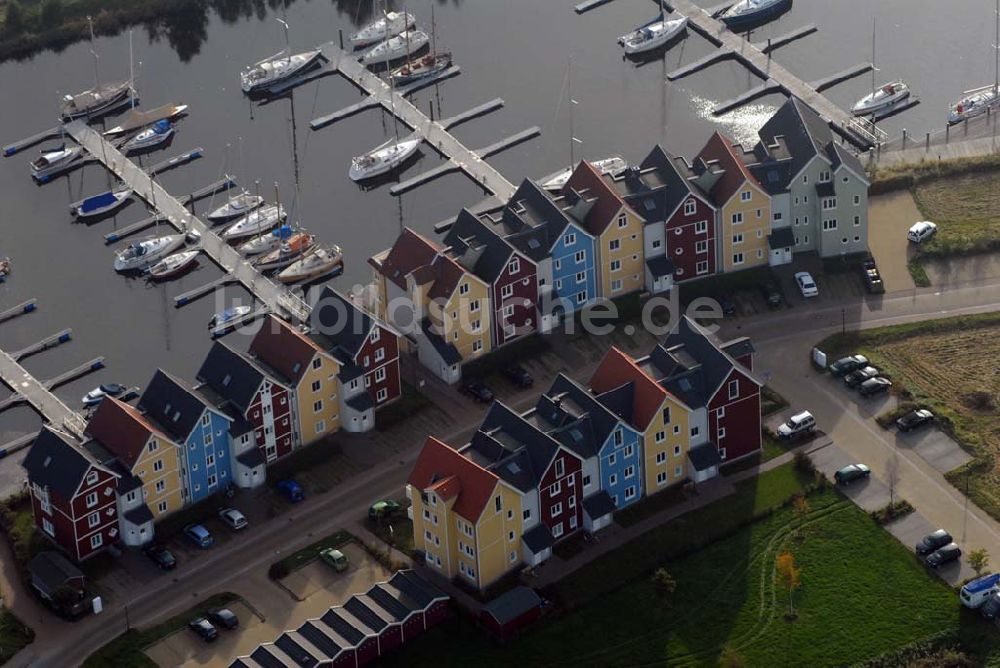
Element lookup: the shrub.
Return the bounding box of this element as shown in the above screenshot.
[268,562,289,581]
[39,0,63,29]
[793,450,815,476]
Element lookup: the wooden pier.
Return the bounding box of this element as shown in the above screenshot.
[63,120,311,323]
[2,127,61,157]
[0,300,37,325]
[810,63,873,93]
[174,274,237,307]
[103,178,235,244]
[0,348,88,437]
[11,329,72,362]
[752,24,817,54]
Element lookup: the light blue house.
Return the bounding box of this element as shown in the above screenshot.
[483,179,597,332]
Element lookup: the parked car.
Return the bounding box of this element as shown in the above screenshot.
[960,572,1000,608]
[320,547,350,572]
[718,294,737,316]
[829,354,869,377]
[916,529,953,556]
[776,411,816,440]
[834,464,871,485]
[858,376,893,396]
[844,366,879,388]
[981,593,1000,619]
[925,542,962,569]
[502,365,534,388]
[369,499,401,520]
[143,543,177,570]
[461,380,495,403]
[907,220,938,244]
[183,524,214,549]
[276,479,304,503]
[896,409,934,432]
[795,272,818,298]
[862,259,885,294]
[188,616,218,642]
[208,608,239,630]
[758,280,783,307]
[218,507,248,531]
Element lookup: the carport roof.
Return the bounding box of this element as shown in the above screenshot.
[123,504,154,526]
[296,620,347,657]
[646,255,676,277]
[687,443,721,471]
[522,523,555,553]
[583,490,617,520]
[768,227,795,249]
[482,586,542,625]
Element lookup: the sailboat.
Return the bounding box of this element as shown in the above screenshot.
[123,120,175,153]
[60,17,131,120]
[222,204,285,241]
[360,29,430,66]
[113,235,187,273]
[253,232,317,272]
[351,10,416,47]
[207,143,264,224]
[73,186,133,220]
[241,19,322,94]
[390,5,452,85]
[720,0,792,31]
[851,18,909,117]
[147,250,199,281]
[277,246,344,283]
[238,224,293,257]
[618,1,687,55]
[949,0,1000,124]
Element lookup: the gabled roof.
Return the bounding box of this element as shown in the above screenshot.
[562,161,631,236]
[482,586,542,625]
[138,369,226,443]
[494,179,576,259]
[722,336,756,361]
[250,315,326,386]
[195,341,266,413]
[28,552,84,597]
[607,145,705,224]
[589,347,669,431]
[421,319,462,365]
[442,209,520,283]
[426,252,468,301]
[696,131,765,206]
[85,397,164,470]
[543,374,624,451]
[23,428,110,500]
[368,227,441,290]
[309,287,375,364]
[594,382,636,424]
[408,436,500,523]
[476,402,565,486]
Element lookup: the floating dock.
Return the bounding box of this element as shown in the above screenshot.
[174,274,238,307]
[2,127,61,157]
[810,63,873,93]
[0,300,37,325]
[103,178,235,244]
[12,329,72,362]
[0,347,89,436]
[752,24,817,54]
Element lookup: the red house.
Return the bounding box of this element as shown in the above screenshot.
[23,428,120,561]
[443,209,538,348]
[480,586,543,642]
[196,341,294,464]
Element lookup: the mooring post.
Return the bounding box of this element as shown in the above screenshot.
[339,29,344,51]
[964,117,969,134]
[925,132,930,149]
[945,124,950,143]
[901,128,907,149]
[429,100,434,122]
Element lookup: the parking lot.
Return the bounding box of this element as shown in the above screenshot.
[868,191,920,292]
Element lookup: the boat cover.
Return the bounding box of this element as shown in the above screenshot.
[80,191,118,213]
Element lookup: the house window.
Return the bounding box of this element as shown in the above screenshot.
[717,406,726,419]
[510,551,518,563]
[823,219,838,231]
[733,253,745,265]
[624,444,634,457]
[684,199,697,215]
[569,516,578,530]
[624,466,635,479]
[313,400,323,413]
[576,292,587,304]
[204,433,213,446]
[501,284,514,299]
[459,282,469,296]
[732,212,743,225]
[614,430,624,446]
[147,440,159,455]
[583,475,591,487]
[208,474,218,488]
[819,170,831,182]
[802,175,808,184]
[695,220,708,234]
[551,481,562,496]
[495,495,502,512]
[740,190,751,202]
[719,427,727,439]
[88,512,100,528]
[575,271,587,284]
[553,523,564,539]
[153,460,164,473]
[720,448,728,461]
[610,259,622,272]
[697,261,709,275]
[732,233,744,245]
[655,430,665,443]
[675,465,683,477]
[574,250,586,264]
[315,420,326,434]
[853,195,861,205]
[375,367,387,383]
[377,388,388,402]
[756,209,762,219]
[773,212,783,222]
[608,453,617,467]
[854,216,861,226]
[311,380,322,393]
[555,458,565,477]
[757,249,763,259]
[652,239,662,250]
[656,471,667,485]
[508,257,520,275]
[611,279,623,292]
[552,502,563,516]
[675,247,683,256]
[568,495,576,509]
[86,471,99,486]
[155,480,166,493]
[691,426,700,437]
[125,490,137,504]
[662,406,671,424]
[674,445,682,456]
[90,534,103,550]
[43,518,55,536]
[472,339,483,353]
[822,197,837,210]
[565,232,577,246]
[609,239,621,252]
[673,425,681,435]
[609,474,617,486]
[625,486,636,500]
[86,492,98,508]
[554,259,562,271]
[523,508,531,520]
[656,451,667,464]
[695,240,708,254]
[617,213,628,228]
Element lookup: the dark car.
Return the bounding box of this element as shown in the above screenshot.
[925,542,962,569]
[502,365,534,388]
[915,529,953,556]
[862,259,885,294]
[982,593,1000,620]
[369,499,402,520]
[275,479,304,503]
[758,280,783,307]
[188,617,218,642]
[897,409,934,432]
[461,380,495,403]
[208,608,239,630]
[829,354,869,377]
[834,464,871,485]
[859,376,893,396]
[719,294,737,316]
[143,543,177,570]
[843,366,879,387]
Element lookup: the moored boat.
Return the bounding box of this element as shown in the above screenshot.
[123,120,175,154]
[541,155,627,191]
[222,204,286,241]
[851,81,910,116]
[61,81,131,120]
[206,192,265,224]
[349,136,421,181]
[208,305,252,330]
[949,85,1000,124]
[0,257,10,282]
[390,52,452,85]
[73,187,132,220]
[253,233,316,272]
[104,103,188,136]
[619,15,688,55]
[30,145,83,182]
[241,49,323,94]
[277,246,343,283]
[113,234,186,273]
[351,11,416,47]
[238,224,294,256]
[360,30,430,66]
[720,0,792,30]
[82,383,127,407]
[147,250,199,281]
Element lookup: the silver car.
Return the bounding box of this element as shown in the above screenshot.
[218,507,248,531]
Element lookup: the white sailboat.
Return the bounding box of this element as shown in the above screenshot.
[949,0,1000,124]
[241,19,322,94]
[277,246,343,283]
[31,144,83,181]
[351,10,416,47]
[618,1,687,56]
[222,204,286,241]
[147,250,199,281]
[238,224,293,256]
[851,19,909,117]
[73,187,132,220]
[207,142,264,224]
[113,235,186,273]
[390,5,451,85]
[360,29,430,66]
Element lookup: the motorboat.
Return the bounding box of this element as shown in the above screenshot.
[851,81,910,116]
[541,155,628,191]
[351,11,416,47]
[73,187,132,220]
[253,233,316,272]
[720,0,792,30]
[360,30,430,66]
[123,120,175,154]
[30,145,83,182]
[241,49,323,94]
[222,204,286,241]
[390,52,453,85]
[82,383,127,407]
[349,136,421,181]
[238,224,294,256]
[61,81,131,120]
[209,305,252,330]
[0,257,10,282]
[147,250,199,281]
[277,246,343,283]
[206,192,264,224]
[948,85,1000,124]
[113,234,186,273]
[619,16,687,55]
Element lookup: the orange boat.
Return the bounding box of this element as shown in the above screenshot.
[252,232,316,272]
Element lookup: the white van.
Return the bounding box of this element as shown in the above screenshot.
[777,411,816,440]
[960,573,1000,608]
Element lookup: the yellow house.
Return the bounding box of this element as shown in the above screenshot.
[564,162,645,299]
[422,255,492,361]
[249,315,342,446]
[697,132,772,273]
[407,437,522,590]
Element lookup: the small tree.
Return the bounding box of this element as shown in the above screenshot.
[775,551,801,618]
[719,644,747,668]
[653,567,677,603]
[793,495,810,538]
[968,548,990,577]
[4,1,26,35]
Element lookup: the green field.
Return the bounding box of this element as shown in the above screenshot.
[913,172,1000,257]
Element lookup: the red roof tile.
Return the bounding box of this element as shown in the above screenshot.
[370,228,441,290]
[408,437,500,523]
[85,397,165,470]
[589,347,667,431]
[249,315,325,385]
[427,252,467,301]
[562,161,630,236]
[697,131,764,206]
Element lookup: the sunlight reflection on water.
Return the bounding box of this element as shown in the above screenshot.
[690,95,780,146]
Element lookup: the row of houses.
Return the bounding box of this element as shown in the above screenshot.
[368,97,869,385]
[22,288,403,561]
[405,315,762,590]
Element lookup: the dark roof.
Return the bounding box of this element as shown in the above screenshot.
[28,551,84,597]
[828,141,866,181]
[343,596,389,632]
[582,490,617,519]
[522,523,554,553]
[562,161,633,236]
[114,469,143,494]
[22,428,99,500]
[227,410,254,437]
[237,448,266,468]
[595,382,635,424]
[296,621,346,658]
[368,227,441,290]
[421,319,462,365]
[365,584,411,621]
[688,443,721,471]
[493,179,575,260]
[85,397,162,470]
[646,255,676,277]
[309,287,375,363]
[721,337,756,360]
[544,374,622,451]
[337,361,365,383]
[471,402,565,491]
[482,586,542,625]
[609,145,699,224]
[321,609,372,641]
[138,369,225,443]
[345,392,375,412]
[250,316,325,385]
[123,503,154,525]
[196,342,265,413]
[767,227,795,249]
[388,569,448,605]
[442,209,518,283]
[815,180,836,197]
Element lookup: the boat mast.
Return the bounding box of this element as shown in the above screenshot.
[129,30,136,109]
[995,0,999,96]
[870,16,876,97]
[384,1,400,149]
[430,3,437,56]
[568,56,579,168]
[88,16,101,91]
[277,17,291,66]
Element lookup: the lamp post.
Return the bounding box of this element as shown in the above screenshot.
[841,308,846,334]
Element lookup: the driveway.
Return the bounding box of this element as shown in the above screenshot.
[143,600,264,668]
[894,426,972,475]
[884,510,975,586]
[868,191,919,292]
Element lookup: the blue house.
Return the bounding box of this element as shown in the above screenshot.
[482,179,597,331]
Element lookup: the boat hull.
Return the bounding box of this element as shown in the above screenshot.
[113,235,186,273]
[148,251,199,281]
[390,54,453,85]
[206,195,264,224]
[74,190,132,220]
[360,31,431,66]
[721,0,792,30]
[240,50,323,94]
[621,18,688,54]
[351,12,416,47]
[349,139,421,181]
[61,82,132,120]
[31,148,83,182]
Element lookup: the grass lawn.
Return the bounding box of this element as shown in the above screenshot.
[82,592,238,668]
[269,530,353,579]
[388,486,965,667]
[0,609,34,665]
[913,172,1000,257]
[366,515,414,556]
